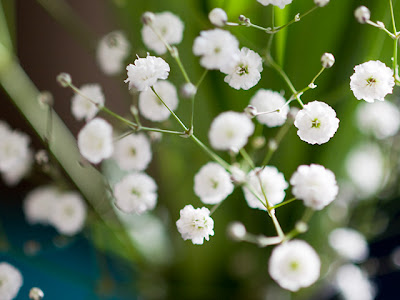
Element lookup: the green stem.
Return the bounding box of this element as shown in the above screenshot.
[390,0,397,33]
[210,200,224,216]
[195,69,208,88]
[101,106,138,129]
[366,20,397,39]
[239,148,255,169]
[270,210,285,240]
[262,120,292,165]
[271,197,297,209]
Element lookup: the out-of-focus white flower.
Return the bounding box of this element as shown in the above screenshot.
[220,47,263,90]
[209,8,228,27]
[227,222,247,241]
[314,0,330,7]
[138,80,179,122]
[71,84,105,122]
[176,205,214,245]
[0,125,30,173]
[356,101,400,139]
[113,172,157,214]
[294,101,339,145]
[113,133,152,171]
[243,166,288,210]
[290,164,338,210]
[50,192,87,236]
[125,54,170,91]
[78,118,113,164]
[0,262,23,300]
[23,185,58,225]
[268,240,320,292]
[194,162,234,204]
[321,52,335,68]
[250,89,289,127]
[346,143,385,198]
[350,60,395,102]
[257,0,293,9]
[96,31,130,75]
[208,111,254,151]
[2,148,33,186]
[141,11,184,55]
[335,264,376,300]
[329,228,369,262]
[193,29,239,70]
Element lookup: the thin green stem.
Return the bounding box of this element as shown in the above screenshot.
[101,106,138,129]
[140,126,184,135]
[270,210,285,240]
[195,69,208,88]
[210,201,224,216]
[390,0,397,33]
[366,20,397,39]
[239,148,255,169]
[262,120,292,165]
[271,197,297,209]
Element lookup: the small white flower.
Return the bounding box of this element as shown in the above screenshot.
[314,0,330,7]
[71,84,105,122]
[50,192,87,236]
[227,222,247,241]
[125,54,170,91]
[290,164,338,210]
[193,29,239,70]
[176,205,214,245]
[209,8,228,27]
[194,162,234,204]
[1,148,33,186]
[257,0,293,9]
[329,228,369,262]
[350,60,395,102]
[113,172,157,214]
[346,143,385,198]
[356,101,400,139]
[268,240,320,292]
[96,31,130,75]
[138,80,179,122]
[335,264,376,300]
[23,185,58,225]
[294,101,339,145]
[141,11,184,55]
[243,166,288,210]
[250,89,289,127]
[77,118,114,164]
[208,111,255,151]
[0,262,23,300]
[113,133,152,171]
[321,52,335,68]
[354,6,371,24]
[0,125,30,173]
[221,47,263,90]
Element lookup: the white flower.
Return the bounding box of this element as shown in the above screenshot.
[113,172,157,214]
[50,192,87,236]
[0,125,30,173]
[268,240,320,292]
[194,162,234,204]
[125,54,170,91]
[354,6,371,24]
[220,47,263,90]
[113,133,152,171]
[193,29,239,70]
[243,166,288,210]
[141,11,184,55]
[350,60,395,102]
[1,148,33,186]
[96,31,130,75]
[209,8,228,27]
[314,0,330,7]
[294,101,339,145]
[208,111,254,151]
[290,164,338,210]
[356,101,400,139]
[329,228,369,262]
[0,262,23,300]
[77,118,114,164]
[250,89,289,127]
[23,186,58,225]
[71,84,105,122]
[138,80,179,122]
[335,264,376,300]
[346,143,385,198]
[176,205,214,245]
[257,0,293,9]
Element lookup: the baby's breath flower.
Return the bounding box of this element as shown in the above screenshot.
[321,52,335,68]
[138,80,179,122]
[2,148,33,186]
[125,54,170,91]
[290,164,338,210]
[141,11,184,55]
[176,205,214,245]
[23,186,58,225]
[113,172,158,214]
[220,47,263,90]
[194,162,234,204]
[268,240,320,291]
[294,101,339,145]
[354,6,371,24]
[227,222,246,241]
[77,118,114,164]
[329,228,369,262]
[250,89,289,127]
[0,262,23,300]
[208,8,228,27]
[257,0,293,9]
[71,84,105,122]
[350,60,395,102]
[314,0,330,7]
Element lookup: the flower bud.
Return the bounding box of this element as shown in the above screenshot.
[29,287,44,300]
[354,6,370,24]
[321,52,335,68]
[141,12,155,25]
[209,8,228,27]
[314,0,330,7]
[227,222,246,241]
[295,221,308,233]
[35,149,49,165]
[252,136,266,149]
[180,83,197,98]
[238,15,250,26]
[56,73,71,87]
[244,105,257,118]
[37,91,53,107]
[230,165,246,184]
